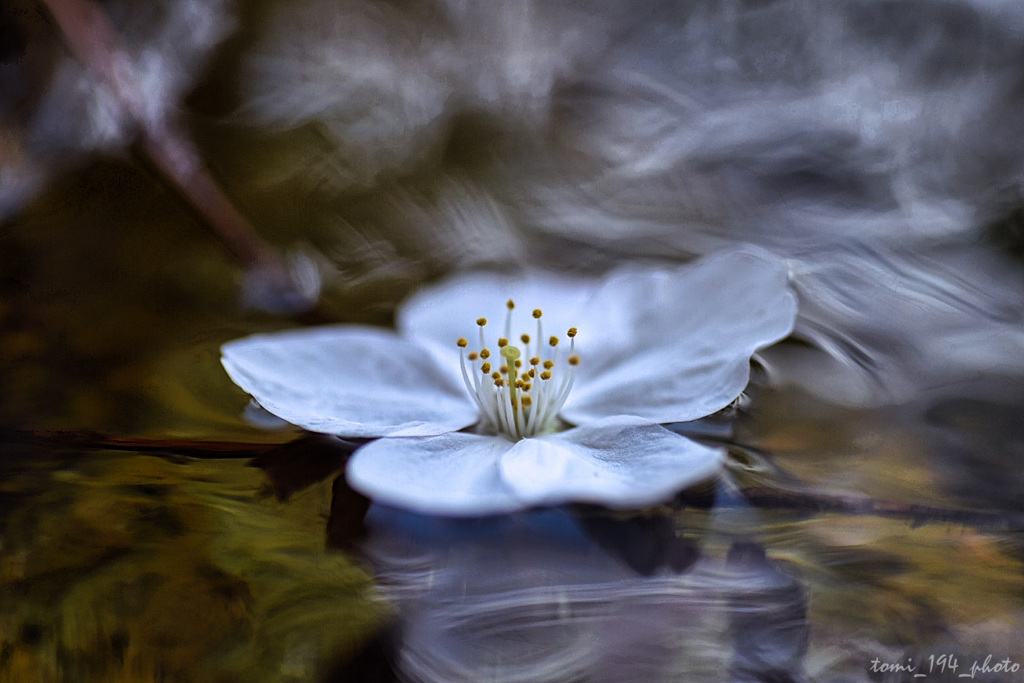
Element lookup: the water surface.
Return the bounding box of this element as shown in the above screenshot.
[3,0,1024,680]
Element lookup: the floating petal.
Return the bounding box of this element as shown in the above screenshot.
[500,416,723,509]
[222,326,478,437]
[563,248,797,424]
[346,431,522,516]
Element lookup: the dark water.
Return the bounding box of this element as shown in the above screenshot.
[3,0,1024,681]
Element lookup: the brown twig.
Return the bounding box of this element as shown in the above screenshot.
[37,0,316,313]
[0,427,283,458]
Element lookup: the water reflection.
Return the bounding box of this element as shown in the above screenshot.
[5,0,1024,680]
[0,446,386,682]
[358,503,810,683]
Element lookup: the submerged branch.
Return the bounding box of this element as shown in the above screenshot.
[3,428,1021,529]
[0,427,283,458]
[738,486,1024,531]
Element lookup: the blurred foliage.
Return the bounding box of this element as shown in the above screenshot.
[0,448,389,682]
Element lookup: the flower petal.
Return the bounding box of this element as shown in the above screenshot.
[222,326,478,437]
[563,247,797,424]
[396,269,595,371]
[346,432,523,516]
[500,416,723,509]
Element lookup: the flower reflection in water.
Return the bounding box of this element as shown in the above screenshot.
[358,501,809,683]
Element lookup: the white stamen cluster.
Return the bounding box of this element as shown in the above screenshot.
[457,299,579,440]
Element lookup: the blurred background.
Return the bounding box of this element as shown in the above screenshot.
[2,0,1024,681]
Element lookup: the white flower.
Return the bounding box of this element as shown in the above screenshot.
[221,247,797,515]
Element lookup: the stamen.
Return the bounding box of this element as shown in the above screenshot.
[505,300,514,340]
[456,302,579,440]
[458,345,488,417]
[535,312,544,362]
[552,355,578,416]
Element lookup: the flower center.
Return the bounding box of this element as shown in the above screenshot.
[456,299,579,441]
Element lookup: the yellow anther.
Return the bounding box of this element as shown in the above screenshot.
[500,345,521,361]
[532,309,542,319]
[500,365,509,375]
[543,360,554,370]
[515,379,525,389]
[527,368,536,378]
[569,355,580,366]
[480,348,491,359]
[522,395,533,406]
[477,318,488,326]
[506,299,515,310]
[498,338,509,348]
[494,377,504,387]
[481,362,491,373]
[529,356,540,366]
[514,359,522,368]
[549,335,559,347]
[523,383,532,391]
[567,327,578,338]
[540,371,552,380]
[520,333,531,344]
[467,352,479,361]
[457,337,468,348]
[491,371,500,380]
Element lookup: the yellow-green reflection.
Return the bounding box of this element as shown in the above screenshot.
[0,450,389,682]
